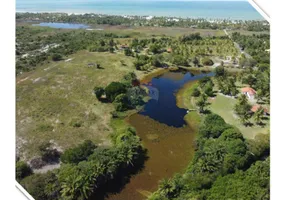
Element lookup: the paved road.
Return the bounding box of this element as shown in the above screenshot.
[224,29,252,59]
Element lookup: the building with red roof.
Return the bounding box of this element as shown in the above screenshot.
[251,105,269,115]
[241,87,256,99]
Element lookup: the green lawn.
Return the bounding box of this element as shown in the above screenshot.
[209,94,270,139]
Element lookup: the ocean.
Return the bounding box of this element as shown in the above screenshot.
[16,0,263,20]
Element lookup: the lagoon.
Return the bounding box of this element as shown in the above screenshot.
[140,70,214,127]
[32,22,90,29]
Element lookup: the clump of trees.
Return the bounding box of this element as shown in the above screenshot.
[148,113,269,200]
[20,128,146,200]
[201,57,214,66]
[61,140,96,164]
[192,76,215,113]
[234,94,252,125]
[105,82,127,102]
[51,53,62,61]
[94,73,145,112]
[16,161,33,181]
[134,55,151,70]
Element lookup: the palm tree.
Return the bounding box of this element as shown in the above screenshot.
[234,95,251,126]
[253,107,264,125]
[196,93,207,113]
[158,179,176,198]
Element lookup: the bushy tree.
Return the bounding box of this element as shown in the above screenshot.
[149,43,161,54]
[192,87,201,97]
[173,55,188,66]
[196,93,207,113]
[16,161,32,181]
[113,93,129,112]
[199,113,229,138]
[214,66,226,77]
[93,86,105,99]
[253,107,265,125]
[193,57,199,67]
[61,140,96,164]
[126,86,145,108]
[105,82,127,102]
[51,53,62,61]
[20,171,60,200]
[124,47,133,56]
[201,57,214,66]
[234,95,252,125]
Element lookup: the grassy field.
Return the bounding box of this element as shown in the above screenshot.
[16,50,144,160]
[209,94,270,139]
[89,25,226,38]
[176,78,270,139]
[227,30,270,36]
[176,81,201,128]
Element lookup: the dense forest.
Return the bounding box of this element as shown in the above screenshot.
[148,114,270,200]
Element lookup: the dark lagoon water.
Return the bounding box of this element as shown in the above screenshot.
[140,70,214,127]
[105,70,214,200]
[32,22,90,29]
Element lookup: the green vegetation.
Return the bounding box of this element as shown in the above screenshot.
[232,32,270,65]
[234,94,252,125]
[16,15,270,200]
[20,127,146,200]
[209,94,269,139]
[16,12,270,32]
[16,161,33,181]
[201,57,214,66]
[148,113,269,200]
[61,140,96,164]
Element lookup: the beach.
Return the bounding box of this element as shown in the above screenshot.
[16,1,263,20]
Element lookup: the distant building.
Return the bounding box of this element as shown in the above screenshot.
[241,87,256,99]
[119,44,129,50]
[251,105,269,115]
[167,48,172,53]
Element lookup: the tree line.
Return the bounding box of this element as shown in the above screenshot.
[16,12,270,32]
[148,113,270,200]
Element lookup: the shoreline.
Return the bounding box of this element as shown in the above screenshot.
[16,11,265,22]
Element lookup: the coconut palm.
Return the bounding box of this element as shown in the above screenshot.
[253,107,264,125]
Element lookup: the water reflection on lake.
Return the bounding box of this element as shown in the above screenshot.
[32,22,90,29]
[140,70,214,127]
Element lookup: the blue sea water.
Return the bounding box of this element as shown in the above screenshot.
[16,0,263,20]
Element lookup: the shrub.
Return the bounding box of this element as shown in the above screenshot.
[105,82,127,102]
[199,114,229,138]
[29,157,47,169]
[192,88,201,97]
[20,172,60,200]
[113,94,129,112]
[219,128,244,141]
[124,47,133,56]
[214,66,226,77]
[201,57,214,66]
[61,140,97,164]
[51,53,62,61]
[94,87,105,99]
[172,55,188,66]
[16,161,32,181]
[38,142,61,163]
